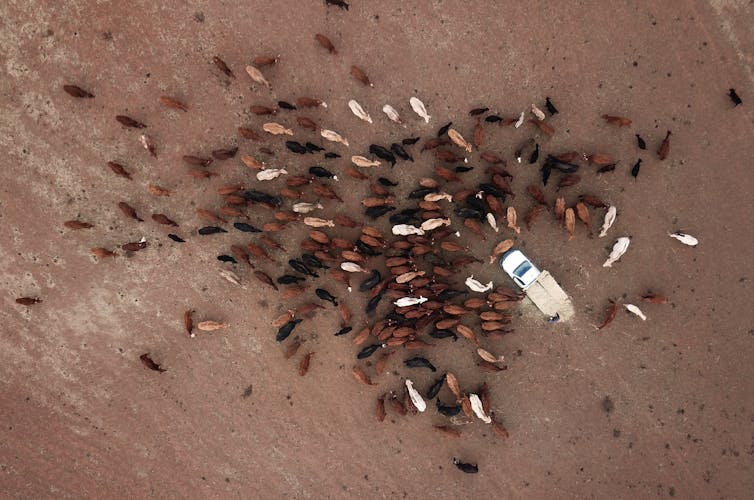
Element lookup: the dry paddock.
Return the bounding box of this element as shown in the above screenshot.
[1,1,753,498]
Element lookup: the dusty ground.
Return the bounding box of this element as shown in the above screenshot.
[1,0,753,498]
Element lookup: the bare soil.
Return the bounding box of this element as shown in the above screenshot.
[1,1,753,498]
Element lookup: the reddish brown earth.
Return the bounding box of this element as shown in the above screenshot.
[1,1,753,498]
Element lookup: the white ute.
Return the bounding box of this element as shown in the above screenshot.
[500,249,574,321]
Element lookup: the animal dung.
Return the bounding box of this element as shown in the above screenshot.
[603,237,631,267]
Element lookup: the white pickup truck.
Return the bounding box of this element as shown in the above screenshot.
[500,249,574,321]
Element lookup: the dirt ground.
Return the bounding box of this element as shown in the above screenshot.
[1,1,753,498]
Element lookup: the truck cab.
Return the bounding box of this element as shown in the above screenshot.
[499,249,541,290]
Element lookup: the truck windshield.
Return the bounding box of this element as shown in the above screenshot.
[515,262,532,277]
